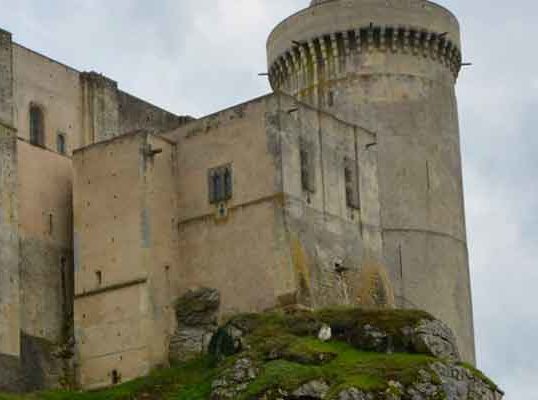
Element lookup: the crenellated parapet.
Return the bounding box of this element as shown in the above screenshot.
[269,25,462,94]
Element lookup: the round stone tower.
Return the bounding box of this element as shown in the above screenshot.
[267,0,475,363]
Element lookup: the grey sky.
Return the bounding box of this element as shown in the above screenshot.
[0,0,536,397]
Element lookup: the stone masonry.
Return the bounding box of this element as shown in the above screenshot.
[0,0,476,391]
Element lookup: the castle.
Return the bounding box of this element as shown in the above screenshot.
[0,0,475,391]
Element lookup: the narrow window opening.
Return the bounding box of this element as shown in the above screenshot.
[48,213,54,235]
[223,167,233,200]
[29,105,45,147]
[95,270,102,287]
[344,157,360,209]
[56,132,66,154]
[300,140,316,193]
[328,91,335,107]
[214,173,222,202]
[111,370,121,385]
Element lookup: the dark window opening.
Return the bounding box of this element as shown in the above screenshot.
[328,91,335,107]
[344,157,360,209]
[300,140,316,193]
[95,270,102,287]
[111,370,121,385]
[56,133,66,154]
[29,105,45,147]
[208,165,233,204]
[49,213,54,235]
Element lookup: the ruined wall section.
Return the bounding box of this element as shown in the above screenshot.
[0,28,22,392]
[269,94,384,309]
[17,140,73,390]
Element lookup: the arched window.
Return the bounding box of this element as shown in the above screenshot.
[29,105,45,147]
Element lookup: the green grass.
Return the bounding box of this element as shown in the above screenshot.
[0,357,215,400]
[0,308,498,400]
[0,342,435,400]
[238,337,435,399]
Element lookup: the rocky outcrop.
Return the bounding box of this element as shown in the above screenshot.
[208,308,503,400]
[168,287,221,363]
[211,357,259,399]
[412,319,460,361]
[211,308,460,362]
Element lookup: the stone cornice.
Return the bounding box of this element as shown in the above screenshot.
[269,25,462,91]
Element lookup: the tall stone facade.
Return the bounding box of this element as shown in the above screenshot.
[0,0,475,392]
[267,0,475,363]
[0,29,191,392]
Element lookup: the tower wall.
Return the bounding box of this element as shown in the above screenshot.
[267,0,475,363]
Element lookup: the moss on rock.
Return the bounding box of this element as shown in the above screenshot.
[0,308,502,400]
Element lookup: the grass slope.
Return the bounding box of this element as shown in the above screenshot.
[0,308,496,399]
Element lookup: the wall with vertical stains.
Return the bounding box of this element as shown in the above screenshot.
[17,140,73,389]
[269,93,384,308]
[0,28,21,392]
[267,0,475,363]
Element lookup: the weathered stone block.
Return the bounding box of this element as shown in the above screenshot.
[169,288,221,363]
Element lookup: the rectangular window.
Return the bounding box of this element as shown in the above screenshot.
[95,270,102,287]
[208,165,233,204]
[300,139,316,193]
[29,105,45,147]
[56,132,66,154]
[328,90,335,107]
[344,157,360,209]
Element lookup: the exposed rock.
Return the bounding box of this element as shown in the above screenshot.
[211,357,258,399]
[203,308,503,400]
[175,287,220,326]
[430,362,504,400]
[169,327,216,363]
[384,380,404,400]
[291,379,329,399]
[169,288,221,363]
[356,323,390,352]
[337,388,373,400]
[412,319,461,361]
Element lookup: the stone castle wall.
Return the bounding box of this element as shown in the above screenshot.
[71,93,384,388]
[267,0,475,363]
[0,0,477,390]
[0,28,22,392]
[0,28,192,392]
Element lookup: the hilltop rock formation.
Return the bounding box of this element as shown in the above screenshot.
[207,308,503,400]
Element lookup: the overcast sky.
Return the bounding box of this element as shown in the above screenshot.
[0,0,536,398]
